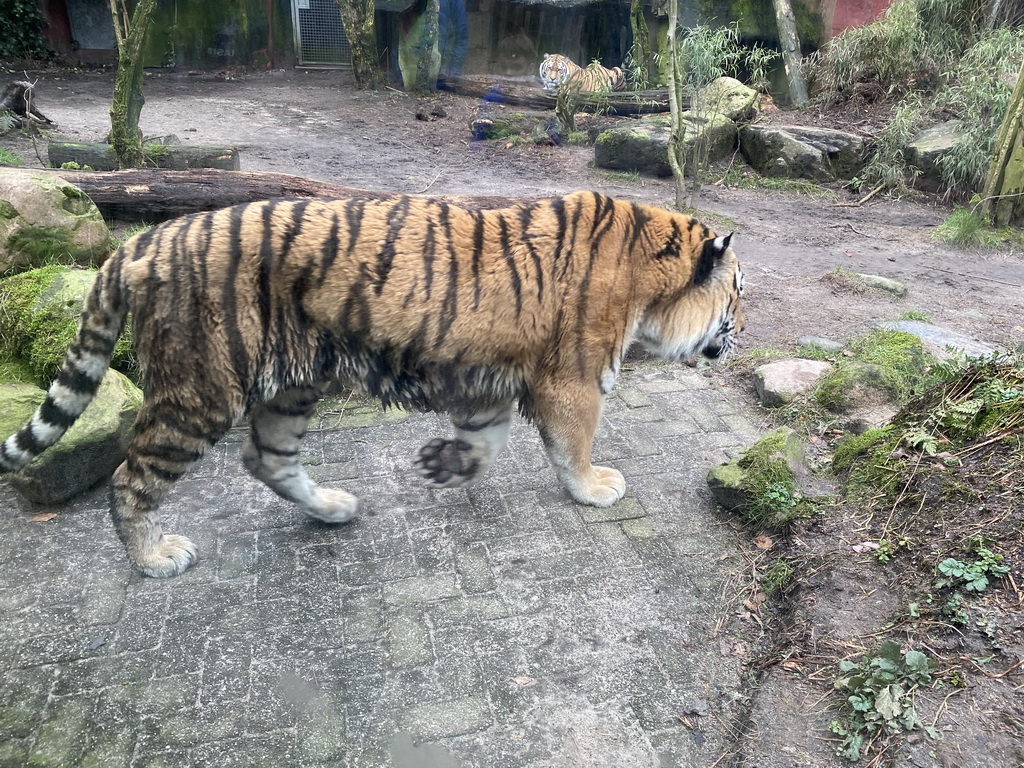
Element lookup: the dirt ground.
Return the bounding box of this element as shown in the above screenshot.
[3,67,1024,766]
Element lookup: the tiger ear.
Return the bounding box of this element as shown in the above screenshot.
[693,232,734,286]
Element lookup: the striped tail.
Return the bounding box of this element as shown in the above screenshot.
[0,263,127,473]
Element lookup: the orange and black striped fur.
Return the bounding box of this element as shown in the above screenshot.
[539,53,626,93]
[0,191,744,577]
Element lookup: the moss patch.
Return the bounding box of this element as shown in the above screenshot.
[0,266,134,384]
[814,330,932,411]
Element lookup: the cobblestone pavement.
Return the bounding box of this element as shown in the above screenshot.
[0,360,763,767]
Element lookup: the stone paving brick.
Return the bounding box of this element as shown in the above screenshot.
[0,360,765,766]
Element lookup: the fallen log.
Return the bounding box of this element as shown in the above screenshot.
[35,167,525,222]
[48,141,240,172]
[438,74,677,115]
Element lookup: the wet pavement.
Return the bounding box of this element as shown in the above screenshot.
[0,358,762,767]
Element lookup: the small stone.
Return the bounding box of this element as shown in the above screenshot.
[797,336,843,354]
[753,358,833,407]
[856,273,908,297]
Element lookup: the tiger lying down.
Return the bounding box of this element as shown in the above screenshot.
[0,191,745,578]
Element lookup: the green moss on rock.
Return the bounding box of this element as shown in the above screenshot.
[0,266,134,384]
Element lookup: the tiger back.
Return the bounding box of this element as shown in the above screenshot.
[0,191,744,578]
[539,53,626,93]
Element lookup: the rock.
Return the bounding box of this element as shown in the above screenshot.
[739,125,866,182]
[594,112,736,178]
[0,168,109,273]
[816,361,891,411]
[470,104,554,141]
[876,320,996,360]
[844,404,900,434]
[707,428,829,529]
[0,266,132,382]
[797,336,843,354]
[706,460,748,512]
[753,358,833,407]
[856,273,908,297]
[905,120,964,192]
[696,77,759,122]
[4,369,142,505]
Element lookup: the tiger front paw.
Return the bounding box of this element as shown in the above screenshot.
[415,438,482,488]
[136,534,198,578]
[568,465,626,508]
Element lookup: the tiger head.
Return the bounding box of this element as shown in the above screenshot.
[539,53,571,92]
[637,229,746,363]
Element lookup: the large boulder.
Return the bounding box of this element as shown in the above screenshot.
[0,169,109,273]
[594,112,736,177]
[0,369,142,504]
[905,120,965,193]
[739,125,866,182]
[697,77,759,122]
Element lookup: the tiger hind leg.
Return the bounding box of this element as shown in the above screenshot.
[242,386,358,524]
[112,403,234,577]
[414,404,513,489]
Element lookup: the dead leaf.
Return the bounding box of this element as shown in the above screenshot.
[511,676,536,687]
[851,541,881,554]
[30,513,58,522]
[753,535,774,550]
[782,660,802,673]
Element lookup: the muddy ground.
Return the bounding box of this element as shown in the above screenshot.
[3,67,1024,767]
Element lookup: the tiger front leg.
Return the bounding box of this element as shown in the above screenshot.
[534,382,625,508]
[415,404,513,488]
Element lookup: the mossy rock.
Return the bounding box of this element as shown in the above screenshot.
[813,330,932,412]
[707,427,812,532]
[4,369,142,505]
[594,112,736,178]
[0,266,134,385]
[0,169,110,273]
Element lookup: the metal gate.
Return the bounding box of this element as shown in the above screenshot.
[293,0,352,67]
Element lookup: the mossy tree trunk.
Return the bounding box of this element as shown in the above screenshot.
[335,0,386,90]
[108,0,156,169]
[628,0,650,88]
[664,0,688,210]
[398,0,440,93]
[981,57,1024,225]
[771,0,808,107]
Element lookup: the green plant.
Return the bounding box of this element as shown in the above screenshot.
[830,639,938,761]
[0,111,19,136]
[0,0,53,60]
[761,557,794,596]
[554,64,613,136]
[935,204,1008,247]
[858,96,926,194]
[659,21,778,208]
[0,147,21,166]
[935,544,1009,592]
[897,310,931,322]
[734,429,811,531]
[876,537,912,562]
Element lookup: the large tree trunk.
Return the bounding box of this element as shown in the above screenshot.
[335,0,385,90]
[771,0,809,108]
[108,0,158,169]
[628,0,650,89]
[981,58,1024,225]
[39,168,525,222]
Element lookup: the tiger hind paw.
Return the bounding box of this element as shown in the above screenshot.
[414,438,483,488]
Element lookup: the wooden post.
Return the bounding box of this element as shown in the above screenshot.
[772,0,809,108]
